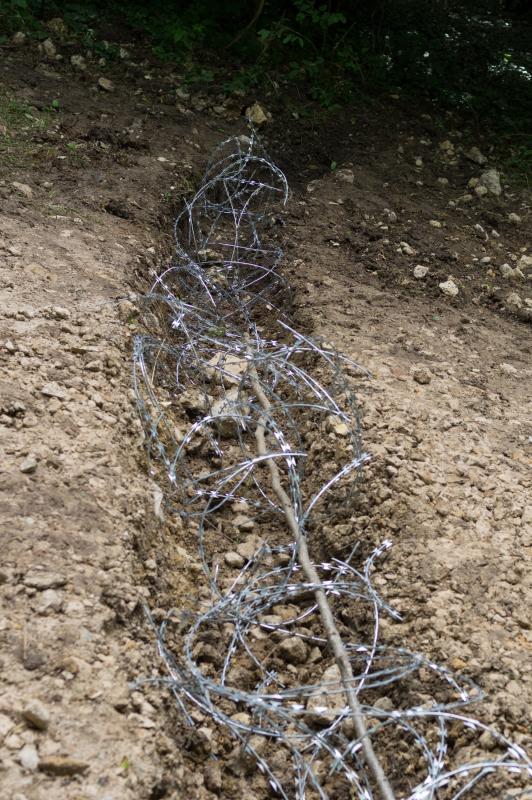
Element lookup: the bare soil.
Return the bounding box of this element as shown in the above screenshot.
[0,26,530,800]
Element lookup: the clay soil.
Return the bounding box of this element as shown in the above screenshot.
[0,26,530,800]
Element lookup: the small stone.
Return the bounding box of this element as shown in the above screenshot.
[98,77,114,92]
[412,366,432,385]
[478,169,501,197]
[204,761,222,793]
[386,209,397,223]
[24,572,66,590]
[306,663,344,725]
[5,733,23,750]
[439,140,454,154]
[42,39,56,59]
[373,696,394,712]
[70,54,86,70]
[519,254,532,270]
[224,551,245,568]
[48,305,70,319]
[506,292,522,310]
[335,168,354,184]
[400,241,416,256]
[474,185,488,198]
[23,649,46,671]
[415,157,423,167]
[230,712,251,727]
[465,147,487,166]
[36,589,63,614]
[0,713,14,737]
[429,219,442,228]
[206,353,247,386]
[22,700,50,731]
[12,31,26,45]
[508,212,521,224]
[244,102,271,126]
[325,415,349,436]
[196,726,214,751]
[19,743,39,771]
[279,636,308,665]
[47,18,67,36]
[41,382,66,399]
[236,535,265,561]
[39,755,89,776]
[20,455,38,474]
[413,265,428,279]
[500,263,524,280]
[109,684,130,712]
[439,278,459,297]
[500,363,518,376]
[437,177,449,186]
[479,730,497,751]
[233,514,255,532]
[12,182,33,199]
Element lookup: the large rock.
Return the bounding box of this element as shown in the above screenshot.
[478,169,502,197]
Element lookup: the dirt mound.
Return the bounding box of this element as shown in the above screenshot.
[0,26,530,800]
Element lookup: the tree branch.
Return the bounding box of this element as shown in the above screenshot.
[249,365,396,800]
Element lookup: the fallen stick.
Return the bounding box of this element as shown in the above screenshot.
[250,365,396,800]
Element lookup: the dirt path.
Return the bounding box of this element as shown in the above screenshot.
[1,29,530,800]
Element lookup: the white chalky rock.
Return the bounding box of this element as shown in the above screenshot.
[245,102,271,126]
[439,278,459,297]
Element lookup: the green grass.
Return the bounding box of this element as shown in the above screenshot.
[0,89,51,168]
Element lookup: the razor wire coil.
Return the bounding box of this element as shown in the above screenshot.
[133,132,531,799]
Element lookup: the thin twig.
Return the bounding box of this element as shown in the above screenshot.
[249,364,396,800]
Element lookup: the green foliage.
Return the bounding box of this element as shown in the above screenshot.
[1,0,531,137]
[0,0,43,37]
[0,90,50,167]
[503,142,532,184]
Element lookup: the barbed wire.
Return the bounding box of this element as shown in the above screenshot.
[133,132,531,799]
